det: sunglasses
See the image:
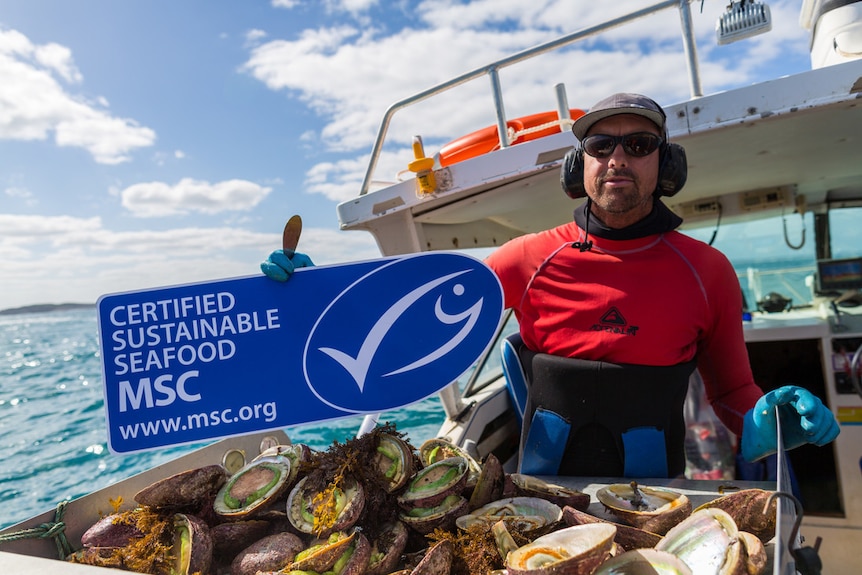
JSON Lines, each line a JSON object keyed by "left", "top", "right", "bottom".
{"left": 581, "top": 132, "right": 663, "bottom": 158}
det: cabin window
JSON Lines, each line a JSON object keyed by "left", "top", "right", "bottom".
{"left": 684, "top": 212, "right": 818, "bottom": 311}
{"left": 827, "top": 206, "right": 862, "bottom": 260}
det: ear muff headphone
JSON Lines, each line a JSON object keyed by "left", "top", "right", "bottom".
{"left": 560, "top": 141, "right": 688, "bottom": 199}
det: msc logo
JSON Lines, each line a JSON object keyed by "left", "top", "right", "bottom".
{"left": 303, "top": 253, "right": 503, "bottom": 413}
{"left": 591, "top": 306, "right": 639, "bottom": 336}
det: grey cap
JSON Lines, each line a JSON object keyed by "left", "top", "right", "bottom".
{"left": 571, "top": 93, "right": 666, "bottom": 140}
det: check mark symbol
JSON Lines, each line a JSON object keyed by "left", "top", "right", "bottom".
{"left": 318, "top": 270, "right": 472, "bottom": 391}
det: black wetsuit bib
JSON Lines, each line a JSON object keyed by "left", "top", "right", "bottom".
{"left": 517, "top": 348, "right": 696, "bottom": 477}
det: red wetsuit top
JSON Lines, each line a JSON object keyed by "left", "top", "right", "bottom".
{"left": 485, "top": 203, "right": 763, "bottom": 437}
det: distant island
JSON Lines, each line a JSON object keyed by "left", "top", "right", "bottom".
{"left": 0, "top": 303, "right": 94, "bottom": 316}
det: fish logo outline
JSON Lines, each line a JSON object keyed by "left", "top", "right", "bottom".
{"left": 303, "top": 255, "right": 500, "bottom": 413}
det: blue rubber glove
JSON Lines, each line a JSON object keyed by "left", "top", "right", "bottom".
{"left": 741, "top": 385, "right": 840, "bottom": 462}
{"left": 260, "top": 249, "right": 314, "bottom": 282}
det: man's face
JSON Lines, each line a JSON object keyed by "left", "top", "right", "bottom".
{"left": 582, "top": 114, "right": 661, "bottom": 229}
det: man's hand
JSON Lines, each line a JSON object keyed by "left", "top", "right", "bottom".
{"left": 260, "top": 249, "right": 314, "bottom": 282}
{"left": 741, "top": 385, "right": 840, "bottom": 461}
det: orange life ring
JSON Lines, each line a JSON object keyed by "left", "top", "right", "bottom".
{"left": 437, "top": 108, "right": 585, "bottom": 167}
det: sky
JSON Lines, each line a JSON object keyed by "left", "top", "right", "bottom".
{"left": 0, "top": 0, "right": 819, "bottom": 310}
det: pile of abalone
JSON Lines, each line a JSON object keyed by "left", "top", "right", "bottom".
{"left": 69, "top": 425, "right": 776, "bottom": 575}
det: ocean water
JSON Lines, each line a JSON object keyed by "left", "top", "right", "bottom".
{"left": 0, "top": 308, "right": 445, "bottom": 531}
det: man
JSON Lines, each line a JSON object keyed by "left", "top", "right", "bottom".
{"left": 262, "top": 93, "right": 839, "bottom": 478}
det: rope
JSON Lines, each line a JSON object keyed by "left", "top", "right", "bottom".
{"left": 510, "top": 118, "right": 575, "bottom": 142}
{"left": 0, "top": 500, "right": 75, "bottom": 560}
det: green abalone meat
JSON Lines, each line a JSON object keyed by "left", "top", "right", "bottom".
{"left": 213, "top": 455, "right": 293, "bottom": 519}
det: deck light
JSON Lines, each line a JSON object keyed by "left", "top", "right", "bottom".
{"left": 716, "top": 1, "right": 773, "bottom": 45}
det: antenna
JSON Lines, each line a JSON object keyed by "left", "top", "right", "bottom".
{"left": 716, "top": 1, "right": 773, "bottom": 45}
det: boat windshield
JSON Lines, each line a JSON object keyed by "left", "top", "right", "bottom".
{"left": 685, "top": 212, "right": 818, "bottom": 311}
{"left": 684, "top": 205, "right": 862, "bottom": 311}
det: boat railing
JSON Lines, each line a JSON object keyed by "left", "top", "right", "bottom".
{"left": 359, "top": 0, "right": 703, "bottom": 196}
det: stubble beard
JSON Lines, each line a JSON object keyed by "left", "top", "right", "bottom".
{"left": 592, "top": 171, "right": 647, "bottom": 214}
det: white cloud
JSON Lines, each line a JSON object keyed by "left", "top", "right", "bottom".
{"left": 4, "top": 186, "right": 33, "bottom": 199}
{"left": 333, "top": 0, "right": 380, "bottom": 15}
{"left": 0, "top": 213, "right": 380, "bottom": 309}
{"left": 417, "top": 0, "right": 557, "bottom": 30}
{"left": 245, "top": 28, "right": 268, "bottom": 45}
{"left": 0, "top": 28, "right": 155, "bottom": 163}
{"left": 304, "top": 157, "right": 366, "bottom": 203}
{"left": 303, "top": 147, "right": 420, "bottom": 202}
{"left": 243, "top": 24, "right": 548, "bottom": 153}
{"left": 0, "top": 28, "right": 80, "bottom": 75}
{"left": 54, "top": 109, "right": 156, "bottom": 165}
{"left": 271, "top": 0, "right": 380, "bottom": 13}
{"left": 33, "top": 41, "right": 82, "bottom": 83}
{"left": 120, "top": 178, "right": 273, "bottom": 217}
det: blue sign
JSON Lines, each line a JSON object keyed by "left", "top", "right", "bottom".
{"left": 97, "top": 252, "right": 504, "bottom": 453}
